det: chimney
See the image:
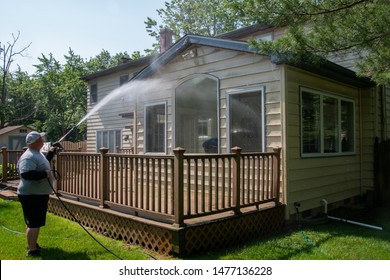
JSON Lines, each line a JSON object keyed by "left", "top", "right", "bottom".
{"left": 159, "top": 28, "right": 173, "bottom": 53}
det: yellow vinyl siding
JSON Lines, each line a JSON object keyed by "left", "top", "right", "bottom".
{"left": 86, "top": 69, "right": 140, "bottom": 152}
{"left": 284, "top": 65, "right": 374, "bottom": 215}
{"left": 138, "top": 46, "right": 282, "bottom": 154}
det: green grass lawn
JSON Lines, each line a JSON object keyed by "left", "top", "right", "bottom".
{"left": 0, "top": 198, "right": 159, "bottom": 260}
{"left": 192, "top": 204, "right": 390, "bottom": 260}
{"left": 0, "top": 197, "right": 389, "bottom": 260}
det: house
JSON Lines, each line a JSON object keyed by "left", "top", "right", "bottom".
{"left": 0, "top": 125, "right": 32, "bottom": 150}
{"left": 82, "top": 25, "right": 389, "bottom": 220}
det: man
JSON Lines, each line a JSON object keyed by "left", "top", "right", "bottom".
{"left": 17, "top": 131, "right": 56, "bottom": 257}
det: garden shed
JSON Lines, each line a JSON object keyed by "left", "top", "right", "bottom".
{"left": 0, "top": 125, "right": 32, "bottom": 150}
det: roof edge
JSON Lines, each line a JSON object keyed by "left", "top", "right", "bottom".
{"left": 134, "top": 35, "right": 260, "bottom": 80}
{"left": 81, "top": 55, "right": 156, "bottom": 81}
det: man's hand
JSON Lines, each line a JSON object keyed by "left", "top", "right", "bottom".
{"left": 51, "top": 142, "right": 64, "bottom": 150}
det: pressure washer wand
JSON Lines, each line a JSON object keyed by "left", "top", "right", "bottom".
{"left": 57, "top": 124, "right": 79, "bottom": 143}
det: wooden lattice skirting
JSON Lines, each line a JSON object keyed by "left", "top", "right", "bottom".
{"left": 48, "top": 196, "right": 285, "bottom": 256}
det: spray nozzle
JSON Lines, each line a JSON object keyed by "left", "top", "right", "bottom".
{"left": 51, "top": 141, "right": 64, "bottom": 151}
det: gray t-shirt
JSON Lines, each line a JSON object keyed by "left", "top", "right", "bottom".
{"left": 17, "top": 149, "right": 53, "bottom": 195}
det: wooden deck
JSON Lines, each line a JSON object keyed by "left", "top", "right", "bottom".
{"left": 1, "top": 147, "right": 285, "bottom": 256}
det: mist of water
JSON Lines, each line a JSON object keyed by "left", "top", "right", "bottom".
{"left": 57, "top": 78, "right": 163, "bottom": 142}
{"left": 77, "top": 78, "right": 163, "bottom": 127}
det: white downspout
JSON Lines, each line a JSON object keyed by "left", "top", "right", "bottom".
{"left": 321, "top": 199, "right": 328, "bottom": 214}
{"left": 321, "top": 199, "right": 383, "bottom": 231}
{"left": 359, "top": 88, "right": 363, "bottom": 195}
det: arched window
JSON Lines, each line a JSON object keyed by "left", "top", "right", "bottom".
{"left": 175, "top": 75, "right": 218, "bottom": 153}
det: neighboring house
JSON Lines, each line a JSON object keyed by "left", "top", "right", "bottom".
{"left": 0, "top": 125, "right": 32, "bottom": 166}
{"left": 82, "top": 25, "right": 389, "bottom": 220}
{"left": 0, "top": 125, "right": 32, "bottom": 150}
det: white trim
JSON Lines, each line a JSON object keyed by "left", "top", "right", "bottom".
{"left": 226, "top": 85, "right": 266, "bottom": 152}
{"left": 300, "top": 87, "right": 356, "bottom": 158}
{"left": 144, "top": 101, "right": 167, "bottom": 154}
{"left": 95, "top": 129, "right": 122, "bottom": 152}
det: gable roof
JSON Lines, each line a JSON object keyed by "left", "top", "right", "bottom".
{"left": 0, "top": 125, "right": 26, "bottom": 136}
{"left": 82, "top": 24, "right": 273, "bottom": 82}
{"left": 133, "top": 34, "right": 375, "bottom": 88}
{"left": 134, "top": 34, "right": 259, "bottom": 80}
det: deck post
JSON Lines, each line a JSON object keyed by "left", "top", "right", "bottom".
{"left": 173, "top": 147, "right": 185, "bottom": 227}
{"left": 1, "top": 147, "right": 8, "bottom": 182}
{"left": 232, "top": 146, "right": 242, "bottom": 215}
{"left": 272, "top": 147, "right": 281, "bottom": 204}
{"left": 99, "top": 147, "right": 109, "bottom": 208}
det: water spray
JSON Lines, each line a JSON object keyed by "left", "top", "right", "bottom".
{"left": 57, "top": 124, "right": 80, "bottom": 143}
{"left": 55, "top": 78, "right": 163, "bottom": 144}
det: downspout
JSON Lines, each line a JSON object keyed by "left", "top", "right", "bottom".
{"left": 320, "top": 199, "right": 383, "bottom": 231}
{"left": 359, "top": 88, "right": 363, "bottom": 195}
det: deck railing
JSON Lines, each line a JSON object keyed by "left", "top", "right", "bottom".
{"left": 1, "top": 146, "right": 281, "bottom": 226}
{"left": 179, "top": 147, "right": 281, "bottom": 222}
{"left": 1, "top": 147, "right": 25, "bottom": 182}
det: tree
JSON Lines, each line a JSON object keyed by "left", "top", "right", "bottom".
{"left": 6, "top": 68, "right": 36, "bottom": 126}
{"left": 0, "top": 31, "right": 31, "bottom": 127}
{"left": 33, "top": 50, "right": 88, "bottom": 142}
{"left": 232, "top": 0, "right": 390, "bottom": 85}
{"left": 31, "top": 48, "right": 132, "bottom": 142}
{"left": 144, "top": 0, "right": 254, "bottom": 54}
{"left": 86, "top": 49, "right": 132, "bottom": 72}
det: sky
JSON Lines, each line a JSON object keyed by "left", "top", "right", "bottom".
{"left": 1, "top": 0, "right": 167, "bottom": 74}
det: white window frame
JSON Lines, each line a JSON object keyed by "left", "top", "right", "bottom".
{"left": 300, "top": 87, "right": 356, "bottom": 158}
{"left": 90, "top": 83, "right": 98, "bottom": 104}
{"left": 96, "top": 129, "right": 122, "bottom": 152}
{"left": 226, "top": 85, "right": 266, "bottom": 152}
{"left": 144, "top": 101, "right": 167, "bottom": 154}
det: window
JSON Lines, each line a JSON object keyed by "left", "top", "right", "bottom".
{"left": 90, "top": 84, "right": 98, "bottom": 103}
{"left": 175, "top": 75, "right": 218, "bottom": 153}
{"left": 120, "top": 74, "right": 129, "bottom": 86}
{"left": 301, "top": 88, "right": 355, "bottom": 157}
{"left": 96, "top": 130, "right": 121, "bottom": 152}
{"left": 227, "top": 86, "right": 265, "bottom": 152}
{"left": 145, "top": 103, "right": 166, "bottom": 153}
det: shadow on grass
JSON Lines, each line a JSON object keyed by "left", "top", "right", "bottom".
{"left": 187, "top": 225, "right": 336, "bottom": 260}
{"left": 186, "top": 204, "right": 390, "bottom": 260}
{"left": 38, "top": 247, "right": 90, "bottom": 260}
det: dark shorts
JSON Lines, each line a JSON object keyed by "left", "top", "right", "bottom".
{"left": 18, "top": 195, "right": 49, "bottom": 228}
